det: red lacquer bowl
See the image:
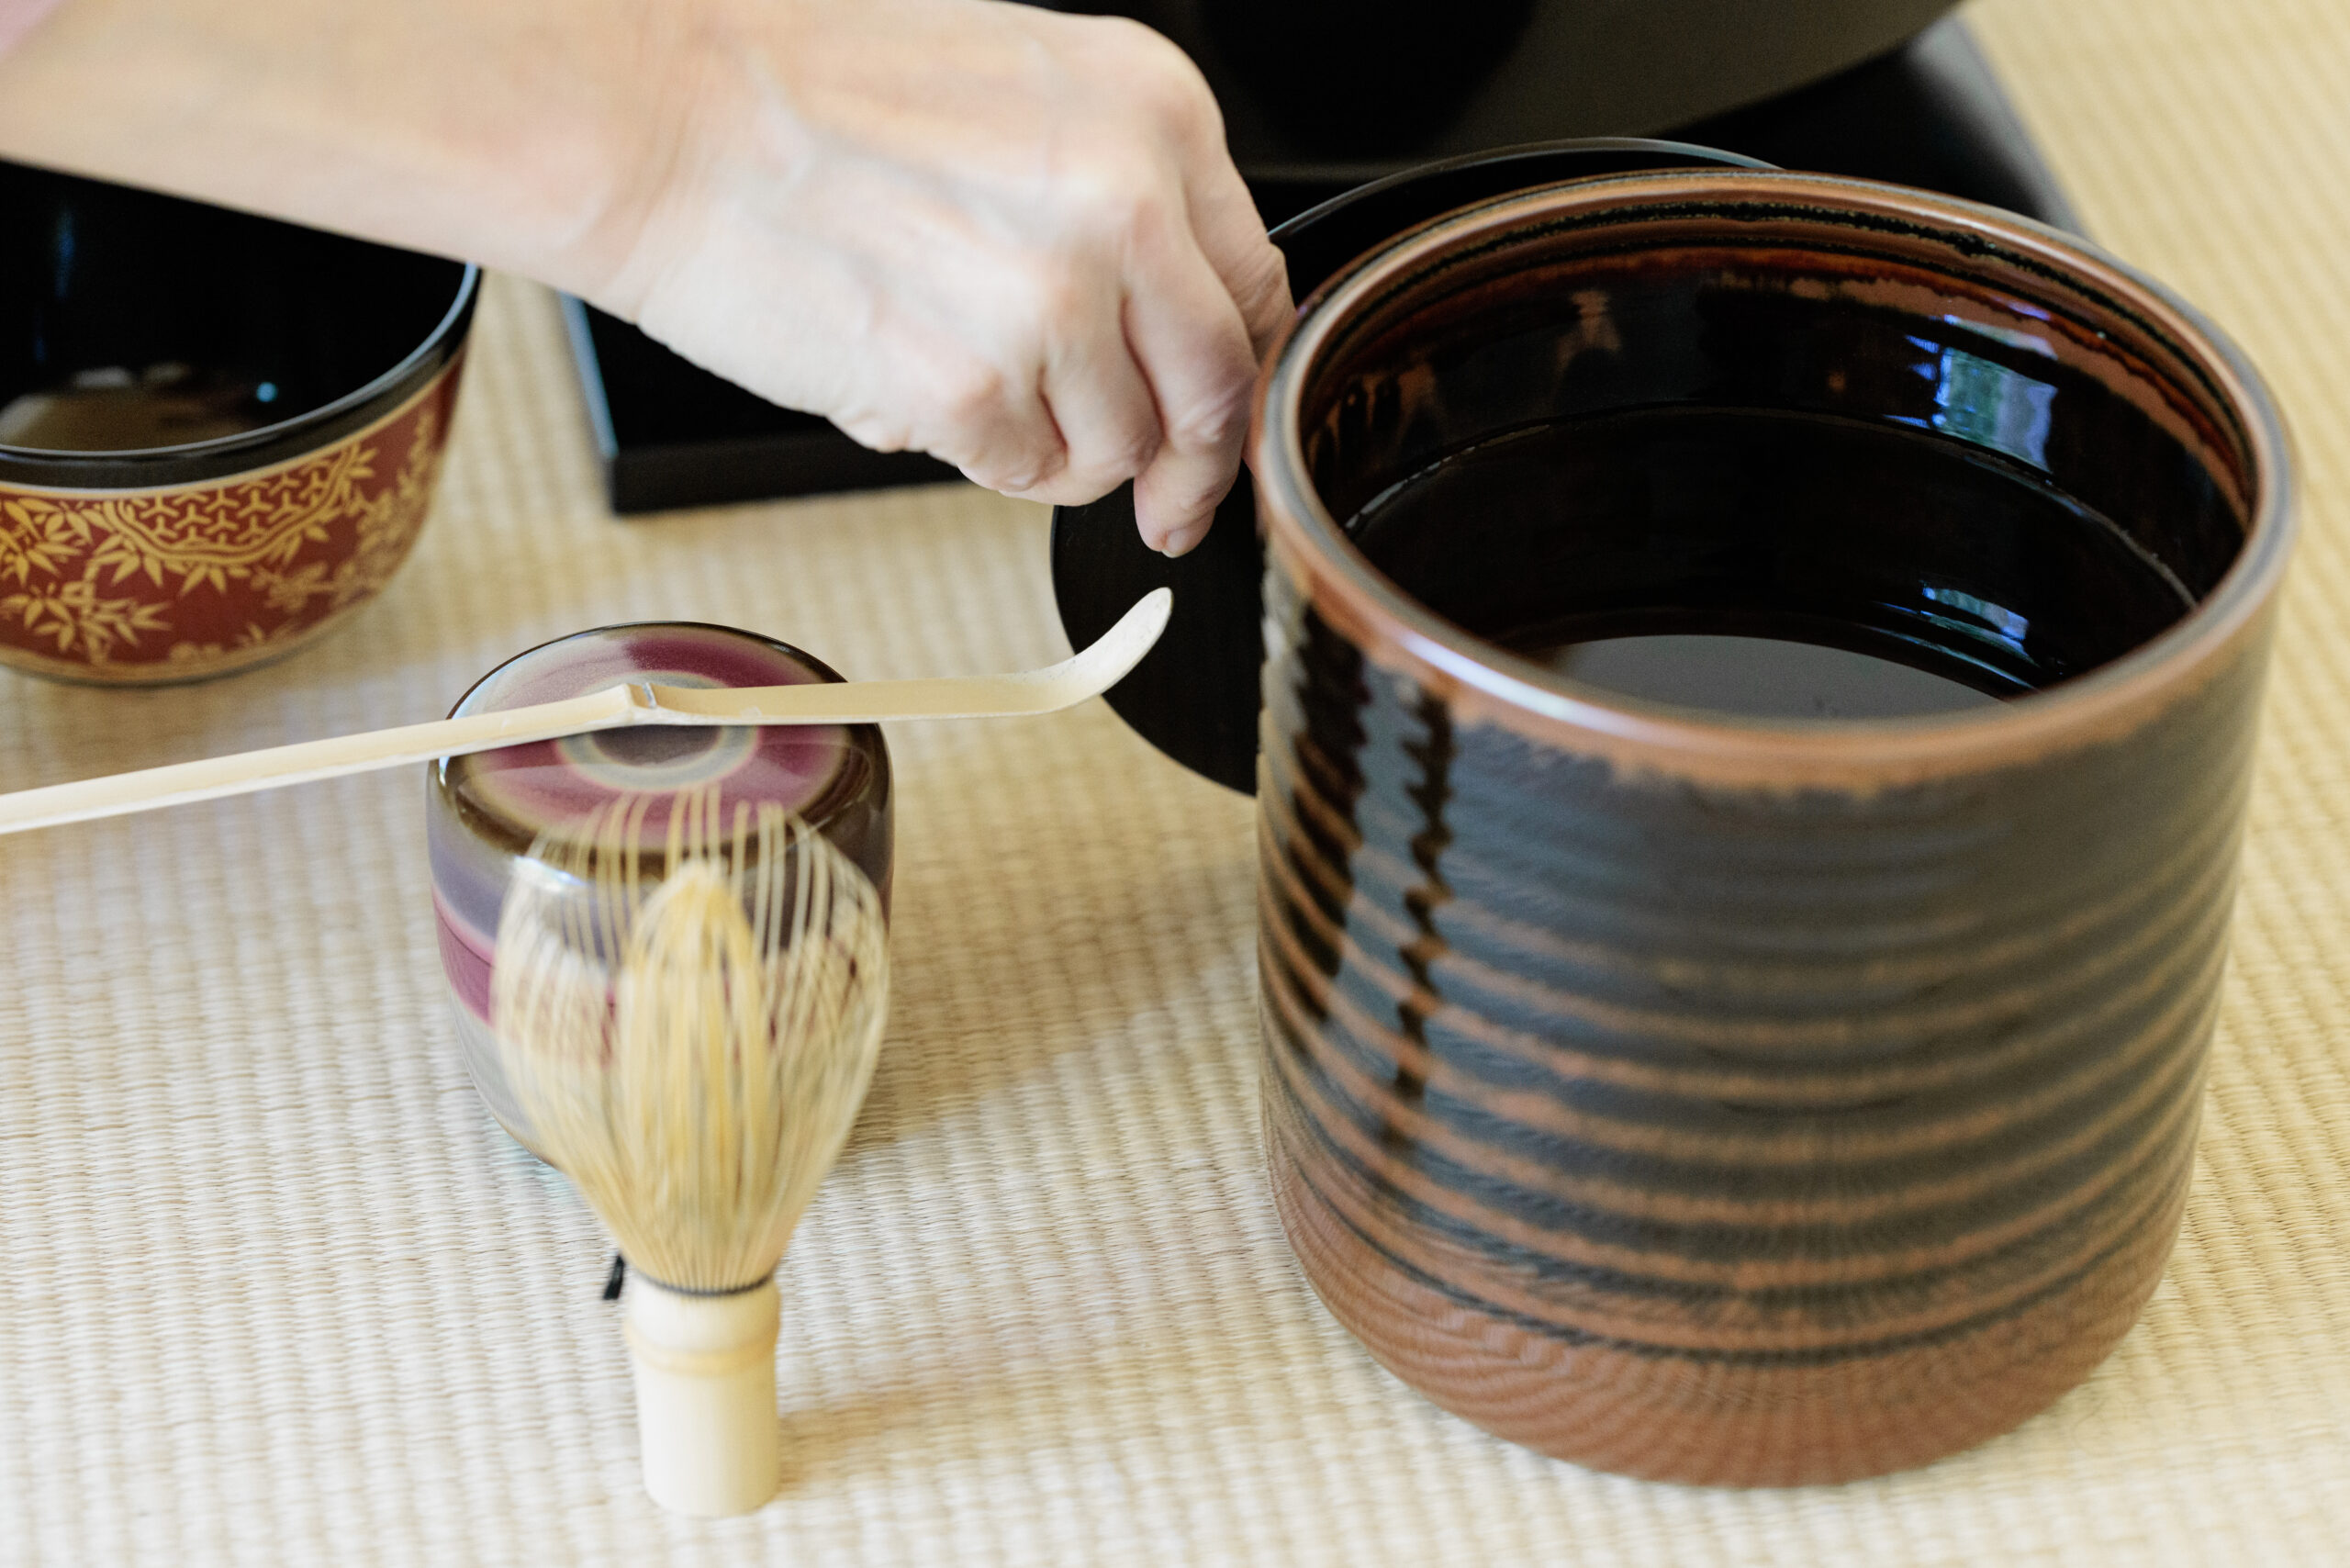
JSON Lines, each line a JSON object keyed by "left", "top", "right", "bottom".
{"left": 0, "top": 161, "right": 476, "bottom": 683}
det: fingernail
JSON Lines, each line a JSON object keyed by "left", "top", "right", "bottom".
{"left": 1159, "top": 523, "right": 1205, "bottom": 558}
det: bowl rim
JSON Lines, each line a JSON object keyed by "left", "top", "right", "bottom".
{"left": 1250, "top": 168, "right": 2298, "bottom": 787}
{"left": 0, "top": 243, "right": 479, "bottom": 486}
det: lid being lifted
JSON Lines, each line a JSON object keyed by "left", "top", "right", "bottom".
{"left": 1049, "top": 140, "right": 1769, "bottom": 797}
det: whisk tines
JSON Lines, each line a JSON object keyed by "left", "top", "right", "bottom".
{"left": 489, "top": 785, "right": 890, "bottom": 1515}
{"left": 490, "top": 787, "right": 890, "bottom": 1295}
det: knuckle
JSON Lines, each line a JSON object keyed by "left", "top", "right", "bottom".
{"left": 931, "top": 359, "right": 1011, "bottom": 432}
{"left": 1170, "top": 457, "right": 1241, "bottom": 513}
{"left": 1137, "top": 460, "right": 1238, "bottom": 531}
{"left": 1138, "top": 36, "right": 1214, "bottom": 118}
{"left": 1058, "top": 429, "right": 1156, "bottom": 498}
{"left": 1165, "top": 376, "right": 1252, "bottom": 454}
{"left": 1024, "top": 259, "right": 1091, "bottom": 332}
{"left": 1237, "top": 241, "right": 1293, "bottom": 320}
{"left": 966, "top": 439, "right": 1065, "bottom": 498}
{"left": 1092, "top": 16, "right": 1187, "bottom": 72}
{"left": 835, "top": 412, "right": 910, "bottom": 454}
{"left": 1049, "top": 149, "right": 1171, "bottom": 251}
{"left": 1103, "top": 420, "right": 1162, "bottom": 476}
{"left": 1030, "top": 470, "right": 1123, "bottom": 509}
{"left": 1016, "top": 446, "right": 1069, "bottom": 493}
{"left": 1112, "top": 185, "right": 1181, "bottom": 253}
{"left": 1091, "top": 18, "right": 1214, "bottom": 129}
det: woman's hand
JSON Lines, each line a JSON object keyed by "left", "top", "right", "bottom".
{"left": 0, "top": 0, "right": 1291, "bottom": 552}
{"left": 601, "top": 0, "right": 1292, "bottom": 553}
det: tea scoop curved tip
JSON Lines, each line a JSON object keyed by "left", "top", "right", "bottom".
{"left": 0, "top": 588, "right": 1173, "bottom": 838}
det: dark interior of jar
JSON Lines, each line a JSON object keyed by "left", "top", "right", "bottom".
{"left": 1298, "top": 216, "right": 2255, "bottom": 707}
{"left": 0, "top": 161, "right": 466, "bottom": 452}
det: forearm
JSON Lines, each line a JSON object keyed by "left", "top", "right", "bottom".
{"left": 0, "top": 0, "right": 1290, "bottom": 547}
{"left": 0, "top": 0, "right": 684, "bottom": 299}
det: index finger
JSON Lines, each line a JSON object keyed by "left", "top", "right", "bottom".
{"left": 1171, "top": 116, "right": 1294, "bottom": 363}
{"left": 1120, "top": 225, "right": 1259, "bottom": 554}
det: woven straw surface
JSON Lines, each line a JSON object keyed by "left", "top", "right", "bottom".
{"left": 4, "top": 1, "right": 2348, "bottom": 1560}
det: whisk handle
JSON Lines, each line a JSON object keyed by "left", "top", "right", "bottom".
{"left": 626, "top": 1276, "right": 782, "bottom": 1517}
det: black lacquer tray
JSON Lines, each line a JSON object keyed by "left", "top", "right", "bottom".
{"left": 559, "top": 297, "right": 957, "bottom": 513}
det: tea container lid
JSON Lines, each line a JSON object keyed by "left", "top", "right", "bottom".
{"left": 427, "top": 622, "right": 893, "bottom": 1022}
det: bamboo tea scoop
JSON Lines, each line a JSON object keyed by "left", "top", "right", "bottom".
{"left": 0, "top": 588, "right": 1171, "bottom": 838}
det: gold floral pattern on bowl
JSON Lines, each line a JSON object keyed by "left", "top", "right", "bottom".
{"left": 0, "top": 358, "right": 462, "bottom": 683}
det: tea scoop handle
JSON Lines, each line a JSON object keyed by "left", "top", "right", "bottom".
{"left": 0, "top": 588, "right": 1171, "bottom": 837}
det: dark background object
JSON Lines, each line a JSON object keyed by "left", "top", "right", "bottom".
{"left": 1057, "top": 0, "right": 1959, "bottom": 180}
{"left": 561, "top": 297, "right": 957, "bottom": 515}
{"left": 1193, "top": 0, "right": 1544, "bottom": 162}
{"left": 566, "top": 15, "right": 2071, "bottom": 518}
{"left": 1673, "top": 16, "right": 2078, "bottom": 231}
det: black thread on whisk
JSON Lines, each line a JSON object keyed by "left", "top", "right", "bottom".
{"left": 602, "top": 1253, "right": 627, "bottom": 1301}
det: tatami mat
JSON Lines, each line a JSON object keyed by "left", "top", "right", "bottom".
{"left": 4, "top": 0, "right": 2348, "bottom": 1561}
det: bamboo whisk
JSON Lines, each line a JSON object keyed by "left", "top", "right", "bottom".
{"left": 491, "top": 788, "right": 890, "bottom": 1517}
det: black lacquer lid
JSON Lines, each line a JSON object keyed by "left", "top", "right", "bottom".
{"left": 1049, "top": 139, "right": 1769, "bottom": 794}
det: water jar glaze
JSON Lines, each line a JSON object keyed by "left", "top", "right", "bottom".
{"left": 1248, "top": 171, "right": 2294, "bottom": 1484}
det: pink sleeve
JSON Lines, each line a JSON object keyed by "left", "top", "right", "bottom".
{"left": 0, "top": 0, "right": 63, "bottom": 55}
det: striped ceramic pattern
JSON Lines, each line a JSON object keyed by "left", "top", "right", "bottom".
{"left": 1255, "top": 562, "right": 2270, "bottom": 1484}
